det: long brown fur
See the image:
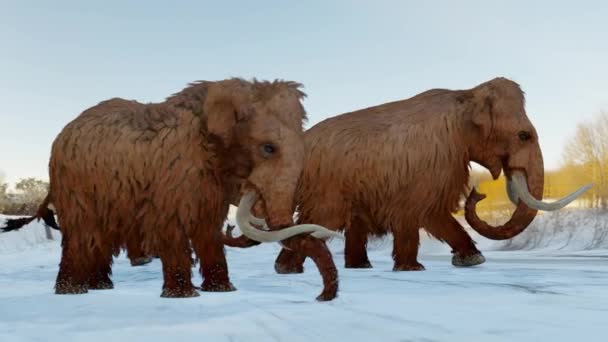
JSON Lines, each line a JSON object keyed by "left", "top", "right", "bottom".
{"left": 36, "top": 78, "right": 339, "bottom": 299}
{"left": 268, "top": 77, "right": 543, "bottom": 272}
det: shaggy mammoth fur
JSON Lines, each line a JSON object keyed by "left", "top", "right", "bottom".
{"left": 5, "top": 78, "right": 339, "bottom": 300}
{"left": 230, "top": 77, "right": 582, "bottom": 273}
{"left": 1, "top": 198, "right": 154, "bottom": 267}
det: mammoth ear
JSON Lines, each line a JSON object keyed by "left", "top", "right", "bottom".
{"left": 204, "top": 81, "right": 252, "bottom": 146}
{"left": 469, "top": 87, "right": 495, "bottom": 139}
{"left": 205, "top": 99, "right": 237, "bottom": 146}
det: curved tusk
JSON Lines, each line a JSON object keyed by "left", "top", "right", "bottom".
{"left": 511, "top": 171, "right": 592, "bottom": 211}
{"left": 236, "top": 191, "right": 343, "bottom": 242}
{"left": 249, "top": 215, "right": 267, "bottom": 227}
{"left": 506, "top": 178, "right": 519, "bottom": 205}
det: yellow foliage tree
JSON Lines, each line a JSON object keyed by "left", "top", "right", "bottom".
{"left": 562, "top": 110, "right": 608, "bottom": 209}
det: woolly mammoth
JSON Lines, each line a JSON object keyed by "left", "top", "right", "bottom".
{"left": 227, "top": 77, "right": 590, "bottom": 273}
{"left": 2, "top": 78, "right": 339, "bottom": 300}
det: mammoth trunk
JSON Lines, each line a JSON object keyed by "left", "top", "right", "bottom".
{"left": 464, "top": 148, "right": 544, "bottom": 240}
{"left": 261, "top": 192, "right": 296, "bottom": 230}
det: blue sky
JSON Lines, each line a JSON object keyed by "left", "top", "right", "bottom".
{"left": 1, "top": 0, "right": 607, "bottom": 185}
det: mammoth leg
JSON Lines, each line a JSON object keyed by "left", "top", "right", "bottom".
{"left": 158, "top": 220, "right": 198, "bottom": 298}
{"left": 126, "top": 230, "right": 153, "bottom": 267}
{"left": 275, "top": 248, "right": 306, "bottom": 274}
{"left": 87, "top": 242, "right": 114, "bottom": 290}
{"left": 193, "top": 224, "right": 236, "bottom": 292}
{"left": 392, "top": 225, "right": 425, "bottom": 271}
{"left": 281, "top": 235, "right": 338, "bottom": 301}
{"left": 425, "top": 215, "right": 485, "bottom": 267}
{"left": 344, "top": 214, "right": 372, "bottom": 269}
{"left": 55, "top": 232, "right": 90, "bottom": 294}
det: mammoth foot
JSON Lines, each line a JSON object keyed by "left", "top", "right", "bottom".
{"left": 88, "top": 276, "right": 114, "bottom": 290}
{"left": 130, "top": 256, "right": 154, "bottom": 267}
{"left": 88, "top": 281, "right": 114, "bottom": 290}
{"left": 201, "top": 280, "right": 237, "bottom": 292}
{"left": 393, "top": 262, "right": 426, "bottom": 271}
{"left": 275, "top": 262, "right": 304, "bottom": 274}
{"left": 316, "top": 290, "right": 338, "bottom": 302}
{"left": 452, "top": 252, "right": 486, "bottom": 267}
{"left": 55, "top": 281, "right": 88, "bottom": 295}
{"left": 316, "top": 280, "right": 338, "bottom": 302}
{"left": 160, "top": 286, "right": 200, "bottom": 298}
{"left": 345, "top": 259, "right": 373, "bottom": 269}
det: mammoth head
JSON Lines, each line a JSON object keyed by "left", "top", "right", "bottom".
{"left": 204, "top": 78, "right": 307, "bottom": 230}
{"left": 467, "top": 77, "right": 540, "bottom": 181}
{"left": 463, "top": 77, "right": 591, "bottom": 239}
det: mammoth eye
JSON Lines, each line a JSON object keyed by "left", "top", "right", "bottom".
{"left": 260, "top": 143, "right": 277, "bottom": 158}
{"left": 518, "top": 131, "right": 532, "bottom": 142}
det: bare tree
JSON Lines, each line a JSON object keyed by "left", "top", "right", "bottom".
{"left": 563, "top": 110, "right": 608, "bottom": 209}
{"left": 15, "top": 178, "right": 49, "bottom": 207}
{"left": 12, "top": 177, "right": 54, "bottom": 240}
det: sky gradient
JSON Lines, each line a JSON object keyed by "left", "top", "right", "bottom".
{"left": 1, "top": 0, "right": 607, "bottom": 186}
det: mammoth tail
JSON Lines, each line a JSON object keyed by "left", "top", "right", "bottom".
{"left": 1, "top": 194, "right": 60, "bottom": 233}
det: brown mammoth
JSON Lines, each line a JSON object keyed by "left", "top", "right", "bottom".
{"left": 2, "top": 78, "right": 339, "bottom": 300}
{"left": 228, "top": 77, "right": 590, "bottom": 273}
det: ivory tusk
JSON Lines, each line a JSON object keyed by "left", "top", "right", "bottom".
{"left": 236, "top": 192, "right": 343, "bottom": 242}
{"left": 510, "top": 171, "right": 592, "bottom": 211}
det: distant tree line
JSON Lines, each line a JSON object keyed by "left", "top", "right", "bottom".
{"left": 0, "top": 177, "right": 49, "bottom": 215}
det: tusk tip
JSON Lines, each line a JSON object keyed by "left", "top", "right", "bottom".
{"left": 311, "top": 230, "right": 344, "bottom": 240}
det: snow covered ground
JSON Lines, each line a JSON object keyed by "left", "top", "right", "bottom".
{"left": 1, "top": 212, "right": 607, "bottom": 342}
